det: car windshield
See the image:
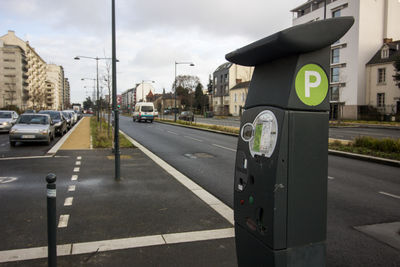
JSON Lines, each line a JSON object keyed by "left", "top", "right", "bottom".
{"left": 17, "top": 115, "right": 49, "bottom": 125}
{"left": 141, "top": 106, "right": 153, "bottom": 112}
{"left": 0, "top": 112, "right": 12, "bottom": 118}
{"left": 62, "top": 112, "right": 71, "bottom": 118}
{"left": 39, "top": 111, "right": 61, "bottom": 120}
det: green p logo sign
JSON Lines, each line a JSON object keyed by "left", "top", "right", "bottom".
{"left": 295, "top": 64, "right": 328, "bottom": 106}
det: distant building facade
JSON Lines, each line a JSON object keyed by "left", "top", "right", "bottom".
{"left": 229, "top": 81, "right": 250, "bottom": 116}
{"left": 46, "top": 64, "right": 65, "bottom": 110}
{"left": 291, "top": 0, "right": 400, "bottom": 119}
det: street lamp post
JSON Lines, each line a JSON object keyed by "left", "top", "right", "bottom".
{"left": 174, "top": 61, "right": 194, "bottom": 122}
{"left": 74, "top": 56, "right": 113, "bottom": 122}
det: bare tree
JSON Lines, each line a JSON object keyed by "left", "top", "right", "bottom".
{"left": 102, "top": 60, "right": 112, "bottom": 138}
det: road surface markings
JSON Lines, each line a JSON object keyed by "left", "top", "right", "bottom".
{"left": 75, "top": 161, "right": 81, "bottom": 165}
{"left": 64, "top": 197, "right": 73, "bottom": 206}
{"left": 328, "top": 176, "right": 334, "bottom": 180}
{"left": 120, "top": 130, "right": 234, "bottom": 225}
{"left": 73, "top": 167, "right": 80, "bottom": 172}
{"left": 0, "top": 228, "right": 234, "bottom": 263}
{"left": 71, "top": 175, "right": 78, "bottom": 181}
{"left": 90, "top": 136, "right": 93, "bottom": 149}
{"left": 0, "top": 155, "right": 53, "bottom": 161}
{"left": 379, "top": 191, "right": 400, "bottom": 199}
{"left": 212, "top": 144, "right": 236, "bottom": 152}
{"left": 167, "top": 130, "right": 178, "bottom": 135}
{"left": 58, "top": 215, "right": 69, "bottom": 228}
{"left": 68, "top": 185, "right": 76, "bottom": 192}
{"left": 184, "top": 136, "right": 203, "bottom": 142}
{"left": 77, "top": 156, "right": 82, "bottom": 160}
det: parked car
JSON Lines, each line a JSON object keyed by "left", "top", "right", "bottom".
{"left": 65, "top": 110, "right": 78, "bottom": 124}
{"left": 133, "top": 102, "right": 155, "bottom": 123}
{"left": 178, "top": 111, "right": 194, "bottom": 121}
{"left": 9, "top": 114, "right": 55, "bottom": 146}
{"left": 163, "top": 109, "right": 171, "bottom": 115}
{"left": 38, "top": 110, "right": 68, "bottom": 136}
{"left": 0, "top": 110, "right": 19, "bottom": 132}
{"left": 23, "top": 110, "right": 36, "bottom": 114}
{"left": 62, "top": 111, "right": 73, "bottom": 130}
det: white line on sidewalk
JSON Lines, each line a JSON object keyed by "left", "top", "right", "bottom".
{"left": 71, "top": 175, "right": 78, "bottom": 181}
{"left": 58, "top": 215, "right": 69, "bottom": 228}
{"left": 68, "top": 185, "right": 76, "bottom": 192}
{"left": 184, "top": 136, "right": 203, "bottom": 142}
{"left": 379, "top": 191, "right": 400, "bottom": 199}
{"left": 0, "top": 228, "right": 234, "bottom": 263}
{"left": 73, "top": 167, "right": 80, "bottom": 172}
{"left": 75, "top": 161, "right": 81, "bottom": 165}
{"left": 212, "top": 144, "right": 236, "bottom": 152}
{"left": 120, "top": 131, "right": 234, "bottom": 225}
{"left": 64, "top": 197, "right": 73, "bottom": 206}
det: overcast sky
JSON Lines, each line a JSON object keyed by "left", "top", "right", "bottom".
{"left": 0, "top": 0, "right": 305, "bottom": 104}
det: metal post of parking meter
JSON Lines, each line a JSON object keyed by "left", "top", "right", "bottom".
{"left": 46, "top": 173, "right": 57, "bottom": 267}
{"left": 226, "top": 17, "right": 354, "bottom": 267}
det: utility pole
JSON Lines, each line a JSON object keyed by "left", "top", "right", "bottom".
{"left": 112, "top": 0, "right": 120, "bottom": 181}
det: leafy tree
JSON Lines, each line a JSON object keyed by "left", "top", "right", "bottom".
{"left": 83, "top": 97, "right": 94, "bottom": 110}
{"left": 176, "top": 85, "right": 189, "bottom": 109}
{"left": 194, "top": 83, "right": 204, "bottom": 112}
{"left": 393, "top": 56, "right": 400, "bottom": 89}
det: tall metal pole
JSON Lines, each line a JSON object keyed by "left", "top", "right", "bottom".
{"left": 96, "top": 58, "right": 100, "bottom": 121}
{"left": 174, "top": 62, "right": 177, "bottom": 122}
{"left": 112, "top": 0, "right": 120, "bottom": 181}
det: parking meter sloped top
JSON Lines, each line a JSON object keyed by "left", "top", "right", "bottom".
{"left": 226, "top": 17, "right": 354, "bottom": 112}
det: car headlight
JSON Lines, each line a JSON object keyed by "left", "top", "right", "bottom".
{"left": 2, "top": 122, "right": 9, "bottom": 126}
{"left": 40, "top": 129, "right": 49, "bottom": 135}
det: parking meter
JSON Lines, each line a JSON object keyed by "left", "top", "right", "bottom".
{"left": 226, "top": 17, "right": 354, "bottom": 266}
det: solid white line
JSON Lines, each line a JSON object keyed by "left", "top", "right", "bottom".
{"left": 46, "top": 118, "right": 85, "bottom": 155}
{"left": 71, "top": 175, "right": 78, "bottom": 181}
{"left": 328, "top": 176, "right": 334, "bottom": 180}
{"left": 0, "top": 155, "right": 53, "bottom": 161}
{"left": 212, "top": 144, "right": 236, "bottom": 152}
{"left": 120, "top": 130, "right": 234, "bottom": 225}
{"left": 73, "top": 167, "right": 80, "bottom": 172}
{"left": 184, "top": 136, "right": 203, "bottom": 142}
{"left": 75, "top": 161, "right": 81, "bottom": 165}
{"left": 58, "top": 214, "right": 69, "bottom": 228}
{"left": 379, "top": 191, "right": 400, "bottom": 199}
{"left": 77, "top": 156, "right": 82, "bottom": 160}
{"left": 64, "top": 197, "right": 73, "bottom": 206}
{"left": 68, "top": 185, "right": 76, "bottom": 192}
{"left": 167, "top": 130, "right": 178, "bottom": 135}
{"left": 0, "top": 228, "right": 235, "bottom": 263}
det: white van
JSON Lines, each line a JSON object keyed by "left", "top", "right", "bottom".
{"left": 133, "top": 102, "right": 155, "bottom": 123}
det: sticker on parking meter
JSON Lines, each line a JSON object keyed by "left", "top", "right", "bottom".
{"left": 295, "top": 64, "right": 328, "bottom": 106}
{"left": 248, "top": 110, "right": 278, "bottom": 158}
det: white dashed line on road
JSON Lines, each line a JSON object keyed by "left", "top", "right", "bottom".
{"left": 75, "top": 161, "right": 81, "bottom": 165}
{"left": 64, "top": 197, "right": 73, "bottom": 206}
{"left": 379, "top": 191, "right": 400, "bottom": 199}
{"left": 167, "top": 130, "right": 178, "bottom": 135}
{"left": 77, "top": 156, "right": 82, "bottom": 160}
{"left": 73, "top": 167, "right": 80, "bottom": 172}
{"left": 58, "top": 215, "right": 69, "bottom": 228}
{"left": 71, "top": 175, "right": 78, "bottom": 181}
{"left": 328, "top": 176, "right": 335, "bottom": 180}
{"left": 212, "top": 144, "right": 236, "bottom": 152}
{"left": 68, "top": 185, "right": 76, "bottom": 192}
{"left": 184, "top": 136, "right": 203, "bottom": 142}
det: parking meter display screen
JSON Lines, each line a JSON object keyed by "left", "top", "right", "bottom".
{"left": 248, "top": 110, "right": 278, "bottom": 158}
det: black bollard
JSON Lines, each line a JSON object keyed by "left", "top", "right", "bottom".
{"left": 46, "top": 173, "right": 57, "bottom": 267}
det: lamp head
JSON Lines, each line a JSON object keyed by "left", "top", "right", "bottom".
{"left": 74, "top": 57, "right": 80, "bottom": 60}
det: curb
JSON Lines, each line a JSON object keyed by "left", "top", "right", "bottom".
{"left": 329, "top": 124, "right": 400, "bottom": 130}
{"left": 155, "top": 119, "right": 400, "bottom": 168}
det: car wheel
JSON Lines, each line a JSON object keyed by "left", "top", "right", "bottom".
{"left": 10, "top": 141, "right": 16, "bottom": 147}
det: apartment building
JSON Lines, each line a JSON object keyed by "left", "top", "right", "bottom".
{"left": 291, "top": 0, "right": 400, "bottom": 119}
{"left": 46, "top": 64, "right": 65, "bottom": 110}
{"left": 229, "top": 81, "right": 250, "bottom": 116}
{"left": 64, "top": 78, "right": 70, "bottom": 108}
{"left": 212, "top": 63, "right": 253, "bottom": 115}
{"left": 366, "top": 40, "right": 400, "bottom": 118}
{"left": 0, "top": 30, "right": 47, "bottom": 110}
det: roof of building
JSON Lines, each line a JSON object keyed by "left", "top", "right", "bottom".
{"left": 230, "top": 81, "right": 251, "bottom": 91}
{"left": 367, "top": 40, "right": 400, "bottom": 65}
{"left": 214, "top": 62, "right": 232, "bottom": 73}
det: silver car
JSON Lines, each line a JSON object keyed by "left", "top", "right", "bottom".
{"left": 0, "top": 110, "right": 19, "bottom": 132}
{"left": 9, "top": 114, "right": 55, "bottom": 146}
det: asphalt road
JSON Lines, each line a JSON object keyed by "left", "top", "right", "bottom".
{"left": 120, "top": 117, "right": 400, "bottom": 267}
{"left": 160, "top": 115, "right": 400, "bottom": 140}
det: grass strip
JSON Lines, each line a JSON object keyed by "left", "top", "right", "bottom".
{"left": 90, "top": 117, "right": 134, "bottom": 148}
{"left": 156, "top": 118, "right": 240, "bottom": 135}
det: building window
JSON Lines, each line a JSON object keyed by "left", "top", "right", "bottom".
{"left": 330, "top": 86, "right": 339, "bottom": 101}
{"left": 234, "top": 93, "right": 237, "bottom": 103}
{"left": 381, "top": 47, "right": 389, "bottom": 59}
{"left": 214, "top": 77, "right": 217, "bottom": 85}
{"left": 3, "top": 51, "right": 15, "bottom": 54}
{"left": 377, "top": 93, "right": 385, "bottom": 107}
{"left": 331, "top": 67, "right": 340, "bottom": 83}
{"left": 4, "top": 67, "right": 16, "bottom": 70}
{"left": 4, "top": 75, "right": 16, "bottom": 78}
{"left": 332, "top": 9, "right": 341, "bottom": 18}
{"left": 331, "top": 48, "right": 340, "bottom": 64}
{"left": 224, "top": 74, "right": 228, "bottom": 83}
{"left": 378, "top": 68, "right": 386, "bottom": 84}
{"left": 3, "top": 59, "right": 15, "bottom": 62}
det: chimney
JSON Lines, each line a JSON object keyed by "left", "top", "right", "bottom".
{"left": 8, "top": 30, "right": 15, "bottom": 35}
{"left": 383, "top": 38, "right": 393, "bottom": 44}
